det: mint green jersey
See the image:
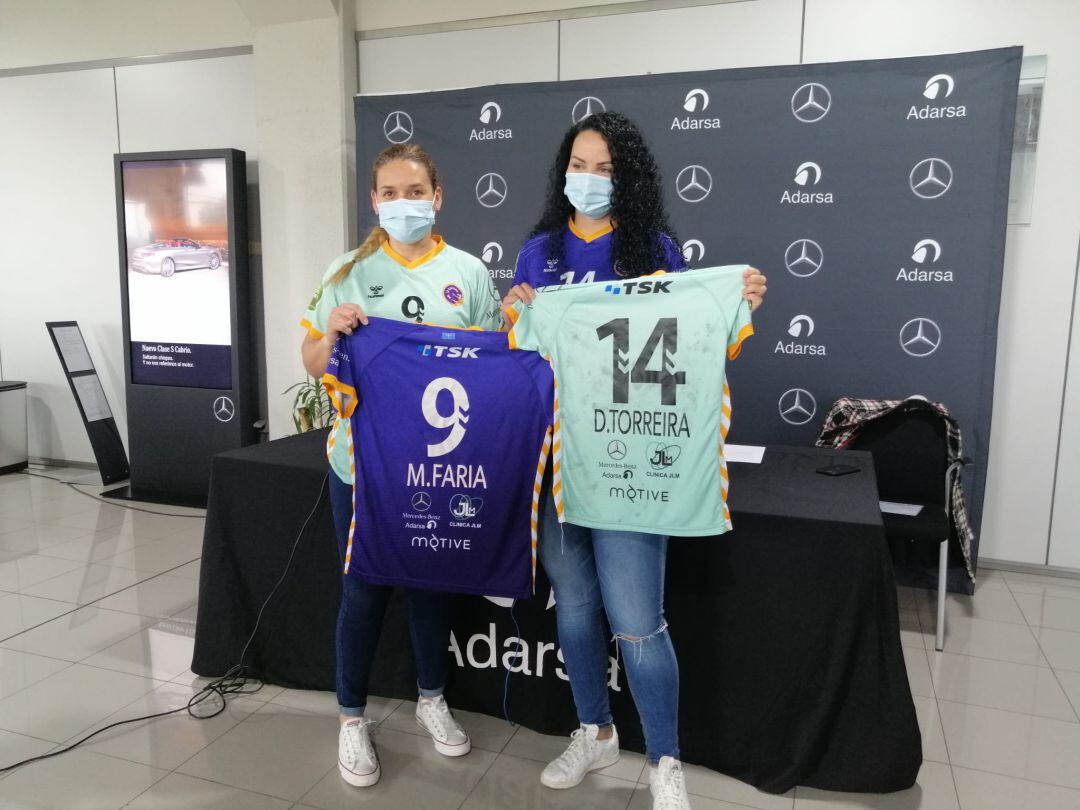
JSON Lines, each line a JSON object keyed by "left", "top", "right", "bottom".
{"left": 301, "top": 237, "right": 502, "bottom": 482}
{"left": 508, "top": 265, "right": 753, "bottom": 536}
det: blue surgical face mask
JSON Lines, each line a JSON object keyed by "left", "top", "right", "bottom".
{"left": 377, "top": 198, "right": 436, "bottom": 244}
{"left": 564, "top": 172, "right": 613, "bottom": 219}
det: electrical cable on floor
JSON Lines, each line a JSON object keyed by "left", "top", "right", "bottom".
{"left": 20, "top": 470, "right": 204, "bottom": 518}
{"left": 0, "top": 473, "right": 330, "bottom": 775}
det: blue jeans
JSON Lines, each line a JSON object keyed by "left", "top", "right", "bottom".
{"left": 329, "top": 471, "right": 450, "bottom": 715}
{"left": 538, "top": 491, "right": 680, "bottom": 762}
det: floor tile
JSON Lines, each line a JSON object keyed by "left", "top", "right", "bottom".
{"left": 0, "top": 729, "right": 54, "bottom": 773}
{"left": 381, "top": 699, "right": 517, "bottom": 753}
{"left": 913, "top": 587, "right": 1026, "bottom": 625}
{"left": 927, "top": 615, "right": 1046, "bottom": 667}
{"left": 92, "top": 575, "right": 198, "bottom": 619}
{"left": 927, "top": 651, "right": 1076, "bottom": 721}
{"left": 1056, "top": 669, "right": 1080, "bottom": 719}
{"left": 0, "top": 749, "right": 166, "bottom": 808}
{"left": 903, "top": 646, "right": 933, "bottom": 698}
{"left": 39, "top": 503, "right": 130, "bottom": 533}
{"left": 178, "top": 701, "right": 339, "bottom": 802}
{"left": 0, "top": 649, "right": 71, "bottom": 700}
{"left": 459, "top": 751, "right": 635, "bottom": 810}
{"left": 1005, "top": 575, "right": 1080, "bottom": 603}
{"left": 18, "top": 563, "right": 144, "bottom": 605}
{"left": 0, "top": 523, "right": 91, "bottom": 556}
{"left": 104, "top": 535, "right": 202, "bottom": 577}
{"left": 116, "top": 512, "right": 205, "bottom": 543}
{"left": 33, "top": 529, "right": 148, "bottom": 566}
{"left": 0, "top": 592, "right": 77, "bottom": 641}
{"left": 125, "top": 771, "right": 293, "bottom": 809}
{"left": 67, "top": 681, "right": 262, "bottom": 771}
{"left": 792, "top": 760, "right": 957, "bottom": 809}
{"left": 0, "top": 555, "right": 84, "bottom": 593}
{"left": 171, "top": 560, "right": 202, "bottom": 581}
{"left": 301, "top": 726, "right": 498, "bottom": 810}
{"left": 1, "top": 605, "right": 156, "bottom": 662}
{"left": 912, "top": 695, "right": 949, "bottom": 764}
{"left": 1033, "top": 627, "right": 1080, "bottom": 672}
{"left": 1003, "top": 571, "right": 1080, "bottom": 593}
{"left": 0, "top": 663, "right": 159, "bottom": 743}
{"left": 82, "top": 617, "right": 195, "bottom": 681}
{"left": 951, "top": 765, "right": 1080, "bottom": 810}
{"left": 938, "top": 699, "right": 1080, "bottom": 790}
{"left": 1014, "top": 592, "right": 1080, "bottom": 633}
{"left": 898, "top": 611, "right": 927, "bottom": 650}
{"left": 502, "top": 725, "right": 648, "bottom": 784}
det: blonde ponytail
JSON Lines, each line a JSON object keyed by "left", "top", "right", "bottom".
{"left": 330, "top": 226, "right": 388, "bottom": 285}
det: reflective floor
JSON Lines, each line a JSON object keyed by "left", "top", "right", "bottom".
{"left": 0, "top": 466, "right": 1078, "bottom": 809}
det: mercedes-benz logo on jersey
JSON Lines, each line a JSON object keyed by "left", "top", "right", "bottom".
{"left": 571, "top": 96, "right": 605, "bottom": 124}
{"left": 794, "top": 161, "right": 822, "bottom": 187}
{"left": 212, "top": 396, "right": 235, "bottom": 422}
{"left": 607, "top": 440, "right": 627, "bottom": 461}
{"left": 900, "top": 318, "right": 942, "bottom": 357}
{"left": 411, "top": 491, "right": 432, "bottom": 512}
{"left": 778, "top": 388, "right": 817, "bottom": 426}
{"left": 475, "top": 173, "right": 507, "bottom": 208}
{"left": 788, "top": 315, "right": 815, "bottom": 338}
{"left": 675, "top": 165, "right": 712, "bottom": 203}
{"left": 909, "top": 158, "right": 953, "bottom": 199}
{"left": 785, "top": 239, "right": 823, "bottom": 277}
{"left": 683, "top": 88, "right": 709, "bottom": 112}
{"left": 383, "top": 110, "right": 413, "bottom": 144}
{"left": 481, "top": 241, "right": 503, "bottom": 264}
{"left": 681, "top": 239, "right": 705, "bottom": 264}
{"left": 479, "top": 101, "right": 502, "bottom": 124}
{"left": 791, "top": 83, "right": 831, "bottom": 123}
{"left": 912, "top": 238, "right": 942, "bottom": 264}
{"left": 923, "top": 73, "right": 955, "bottom": 100}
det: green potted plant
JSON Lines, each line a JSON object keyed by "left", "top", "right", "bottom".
{"left": 283, "top": 376, "right": 334, "bottom": 434}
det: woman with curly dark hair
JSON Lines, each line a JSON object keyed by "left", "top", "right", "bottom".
{"left": 502, "top": 111, "right": 766, "bottom": 810}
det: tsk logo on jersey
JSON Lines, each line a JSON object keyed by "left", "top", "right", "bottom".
{"left": 383, "top": 110, "right": 413, "bottom": 143}
{"left": 449, "top": 493, "right": 484, "bottom": 519}
{"left": 603, "top": 280, "right": 672, "bottom": 295}
{"left": 791, "top": 83, "right": 831, "bottom": 123}
{"left": 898, "top": 238, "right": 954, "bottom": 283}
{"left": 781, "top": 161, "right": 833, "bottom": 205}
{"left": 776, "top": 314, "right": 826, "bottom": 356}
{"left": 909, "top": 73, "right": 966, "bottom": 121}
{"left": 681, "top": 239, "right": 705, "bottom": 264}
{"left": 909, "top": 158, "right": 953, "bottom": 199}
{"left": 481, "top": 241, "right": 513, "bottom": 280}
{"left": 417, "top": 344, "right": 480, "bottom": 359}
{"left": 672, "top": 88, "right": 721, "bottom": 131}
{"left": 471, "top": 101, "right": 512, "bottom": 141}
{"left": 442, "top": 283, "right": 465, "bottom": 306}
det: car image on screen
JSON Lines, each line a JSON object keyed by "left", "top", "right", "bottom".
{"left": 130, "top": 238, "right": 222, "bottom": 277}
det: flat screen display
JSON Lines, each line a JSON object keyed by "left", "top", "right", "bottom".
{"left": 121, "top": 158, "right": 232, "bottom": 389}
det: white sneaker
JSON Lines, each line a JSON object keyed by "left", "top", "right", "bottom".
{"left": 650, "top": 756, "right": 692, "bottom": 810}
{"left": 540, "top": 724, "right": 620, "bottom": 789}
{"left": 415, "top": 695, "right": 472, "bottom": 757}
{"left": 338, "top": 717, "right": 380, "bottom": 787}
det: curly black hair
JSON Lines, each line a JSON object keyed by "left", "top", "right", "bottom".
{"left": 528, "top": 110, "right": 678, "bottom": 279}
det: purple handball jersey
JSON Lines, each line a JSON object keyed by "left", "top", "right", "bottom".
{"left": 513, "top": 221, "right": 687, "bottom": 289}
{"left": 323, "top": 317, "right": 554, "bottom": 598}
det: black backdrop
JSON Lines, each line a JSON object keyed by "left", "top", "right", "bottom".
{"left": 356, "top": 48, "right": 1021, "bottom": 592}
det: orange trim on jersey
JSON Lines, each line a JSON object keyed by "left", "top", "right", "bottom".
{"left": 727, "top": 323, "right": 755, "bottom": 361}
{"left": 321, "top": 373, "right": 357, "bottom": 418}
{"left": 505, "top": 305, "right": 523, "bottom": 349}
{"left": 567, "top": 218, "right": 614, "bottom": 244}
{"left": 382, "top": 235, "right": 445, "bottom": 269}
{"left": 300, "top": 319, "right": 325, "bottom": 340}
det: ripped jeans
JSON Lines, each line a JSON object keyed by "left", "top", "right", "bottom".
{"left": 538, "top": 492, "right": 679, "bottom": 762}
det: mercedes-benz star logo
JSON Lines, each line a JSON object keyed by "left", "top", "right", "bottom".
{"left": 607, "top": 440, "right": 627, "bottom": 461}
{"left": 475, "top": 173, "right": 508, "bottom": 208}
{"left": 212, "top": 396, "right": 235, "bottom": 423}
{"left": 900, "top": 318, "right": 942, "bottom": 357}
{"left": 675, "top": 165, "right": 712, "bottom": 203}
{"left": 784, "top": 239, "right": 823, "bottom": 277}
{"left": 382, "top": 110, "right": 413, "bottom": 144}
{"left": 791, "top": 83, "right": 832, "bottom": 123}
{"left": 778, "top": 388, "right": 817, "bottom": 426}
{"left": 411, "top": 491, "right": 432, "bottom": 512}
{"left": 909, "top": 158, "right": 953, "bottom": 199}
{"left": 571, "top": 96, "right": 606, "bottom": 124}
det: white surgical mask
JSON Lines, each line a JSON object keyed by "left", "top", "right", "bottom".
{"left": 564, "top": 172, "right": 613, "bottom": 219}
{"left": 377, "top": 198, "right": 436, "bottom": 243}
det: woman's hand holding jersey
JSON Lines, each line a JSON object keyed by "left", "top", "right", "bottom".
{"left": 326, "top": 303, "right": 369, "bottom": 341}
{"left": 742, "top": 266, "right": 767, "bottom": 312}
{"left": 500, "top": 282, "right": 536, "bottom": 329}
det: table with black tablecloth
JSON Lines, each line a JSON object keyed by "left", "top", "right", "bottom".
{"left": 193, "top": 430, "right": 920, "bottom": 794}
